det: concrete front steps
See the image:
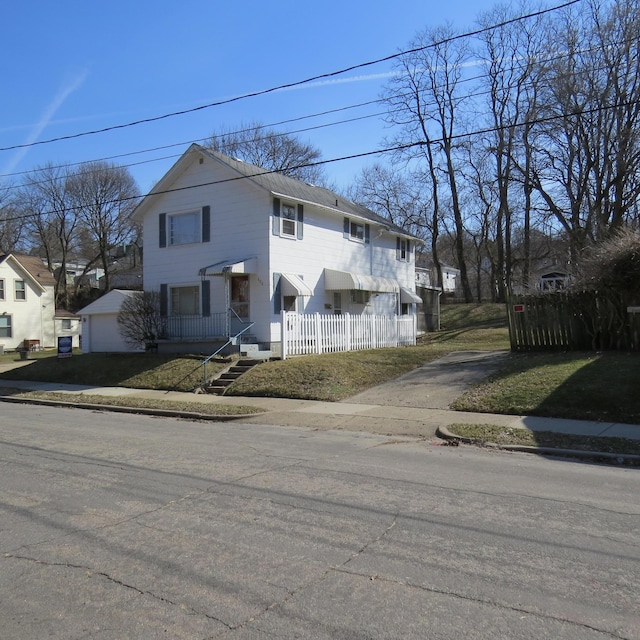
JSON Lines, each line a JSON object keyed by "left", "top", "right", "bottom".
{"left": 204, "top": 357, "right": 266, "bottom": 395}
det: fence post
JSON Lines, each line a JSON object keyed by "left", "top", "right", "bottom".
{"left": 315, "top": 313, "right": 322, "bottom": 354}
{"left": 281, "top": 310, "right": 288, "bottom": 360}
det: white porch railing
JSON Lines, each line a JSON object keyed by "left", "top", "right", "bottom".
{"left": 162, "top": 313, "right": 227, "bottom": 339}
{"left": 281, "top": 312, "right": 416, "bottom": 359}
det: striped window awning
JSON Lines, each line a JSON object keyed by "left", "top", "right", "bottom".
{"left": 281, "top": 273, "right": 313, "bottom": 296}
{"left": 400, "top": 287, "right": 423, "bottom": 304}
{"left": 323, "top": 268, "right": 400, "bottom": 293}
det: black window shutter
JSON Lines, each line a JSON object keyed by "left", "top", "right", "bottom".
{"left": 297, "top": 204, "right": 304, "bottom": 240}
{"left": 159, "top": 213, "right": 166, "bottom": 248}
{"left": 272, "top": 197, "right": 281, "bottom": 235}
{"left": 273, "top": 273, "right": 282, "bottom": 314}
{"left": 365, "top": 224, "right": 370, "bottom": 244}
{"left": 160, "top": 284, "right": 168, "bottom": 317}
{"left": 201, "top": 206, "right": 210, "bottom": 243}
{"left": 343, "top": 217, "right": 350, "bottom": 238}
{"left": 201, "top": 279, "right": 210, "bottom": 316}
{"left": 396, "top": 237, "right": 401, "bottom": 260}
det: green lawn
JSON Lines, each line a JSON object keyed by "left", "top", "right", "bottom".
{"left": 451, "top": 351, "right": 640, "bottom": 424}
{"left": 3, "top": 302, "right": 639, "bottom": 425}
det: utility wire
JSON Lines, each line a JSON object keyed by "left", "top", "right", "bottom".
{"left": 1, "top": 94, "right": 633, "bottom": 225}
{"left": 0, "top": 0, "right": 584, "bottom": 153}
{"left": 3, "top": 37, "right": 613, "bottom": 190}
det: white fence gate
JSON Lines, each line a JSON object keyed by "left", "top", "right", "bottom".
{"left": 281, "top": 312, "right": 416, "bottom": 359}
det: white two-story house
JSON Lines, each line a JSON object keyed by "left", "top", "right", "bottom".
{"left": 130, "top": 144, "right": 421, "bottom": 357}
{"left": 0, "top": 253, "right": 56, "bottom": 351}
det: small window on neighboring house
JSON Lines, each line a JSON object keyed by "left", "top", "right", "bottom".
{"left": 0, "top": 279, "right": 4, "bottom": 300}
{"left": 169, "top": 211, "right": 200, "bottom": 245}
{"left": 61, "top": 319, "right": 72, "bottom": 331}
{"left": 281, "top": 204, "right": 297, "bottom": 237}
{"left": 170, "top": 286, "right": 199, "bottom": 315}
{"left": 15, "top": 280, "right": 26, "bottom": 300}
{"left": 0, "top": 315, "right": 12, "bottom": 338}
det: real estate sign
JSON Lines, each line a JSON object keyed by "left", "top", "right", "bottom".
{"left": 58, "top": 336, "right": 73, "bottom": 358}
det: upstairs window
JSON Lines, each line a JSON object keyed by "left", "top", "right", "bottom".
{"left": 0, "top": 279, "right": 4, "bottom": 300}
{"left": 15, "top": 280, "right": 26, "bottom": 300}
{"left": 281, "top": 204, "right": 297, "bottom": 237}
{"left": 272, "top": 198, "right": 304, "bottom": 239}
{"left": 159, "top": 207, "right": 210, "bottom": 247}
{"left": 343, "top": 217, "right": 370, "bottom": 244}
{"left": 396, "top": 238, "right": 411, "bottom": 262}
{"left": 350, "top": 222, "right": 365, "bottom": 242}
{"left": 169, "top": 211, "right": 200, "bottom": 245}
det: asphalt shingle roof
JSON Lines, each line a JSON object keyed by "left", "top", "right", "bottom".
{"left": 198, "top": 146, "right": 413, "bottom": 237}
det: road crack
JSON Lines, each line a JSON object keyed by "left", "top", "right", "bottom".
{"left": 3, "top": 553, "right": 234, "bottom": 630}
{"left": 332, "top": 566, "right": 633, "bottom": 640}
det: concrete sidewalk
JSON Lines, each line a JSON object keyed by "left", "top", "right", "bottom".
{"left": 0, "top": 352, "right": 640, "bottom": 440}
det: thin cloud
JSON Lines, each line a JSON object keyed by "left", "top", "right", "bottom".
{"left": 2, "top": 69, "right": 89, "bottom": 174}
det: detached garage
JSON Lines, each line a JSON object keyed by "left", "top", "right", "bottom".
{"left": 78, "top": 290, "right": 139, "bottom": 353}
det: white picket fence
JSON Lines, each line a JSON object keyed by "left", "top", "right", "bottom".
{"left": 281, "top": 312, "right": 416, "bottom": 359}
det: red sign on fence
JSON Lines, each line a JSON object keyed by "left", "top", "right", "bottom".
{"left": 513, "top": 304, "right": 525, "bottom": 313}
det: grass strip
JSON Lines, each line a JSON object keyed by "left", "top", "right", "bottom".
{"left": 448, "top": 423, "right": 640, "bottom": 455}
{"left": 0, "top": 388, "right": 264, "bottom": 417}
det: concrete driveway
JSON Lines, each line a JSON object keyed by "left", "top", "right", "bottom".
{"left": 346, "top": 350, "right": 511, "bottom": 409}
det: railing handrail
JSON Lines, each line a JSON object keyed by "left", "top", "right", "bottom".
{"left": 201, "top": 322, "right": 255, "bottom": 367}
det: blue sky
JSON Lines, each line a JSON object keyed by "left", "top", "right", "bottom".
{"left": 2, "top": 0, "right": 505, "bottom": 195}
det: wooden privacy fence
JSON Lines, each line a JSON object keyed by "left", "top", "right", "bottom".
{"left": 281, "top": 312, "right": 416, "bottom": 359}
{"left": 507, "top": 290, "right": 640, "bottom": 351}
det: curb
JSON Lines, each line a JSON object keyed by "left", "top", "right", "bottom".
{"left": 0, "top": 394, "right": 263, "bottom": 422}
{"left": 436, "top": 426, "right": 640, "bottom": 465}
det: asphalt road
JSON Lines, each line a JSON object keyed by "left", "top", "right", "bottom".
{"left": 1, "top": 403, "right": 639, "bottom": 639}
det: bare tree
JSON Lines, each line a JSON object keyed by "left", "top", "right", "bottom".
{"left": 522, "top": 0, "right": 640, "bottom": 263}
{"left": 20, "top": 164, "right": 79, "bottom": 307}
{"left": 117, "top": 290, "right": 165, "bottom": 349}
{"left": 474, "top": 2, "right": 548, "bottom": 300}
{"left": 382, "top": 25, "right": 474, "bottom": 301}
{"left": 66, "top": 161, "right": 140, "bottom": 292}
{"left": 204, "top": 121, "right": 328, "bottom": 185}
{"left": 0, "top": 182, "right": 26, "bottom": 254}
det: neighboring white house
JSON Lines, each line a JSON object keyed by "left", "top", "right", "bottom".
{"left": 129, "top": 144, "right": 421, "bottom": 357}
{"left": 0, "top": 253, "right": 56, "bottom": 351}
{"left": 78, "top": 289, "right": 141, "bottom": 353}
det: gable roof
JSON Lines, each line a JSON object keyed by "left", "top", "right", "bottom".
{"left": 132, "top": 144, "right": 416, "bottom": 239}
{"left": 0, "top": 253, "right": 56, "bottom": 290}
{"left": 78, "top": 289, "right": 138, "bottom": 315}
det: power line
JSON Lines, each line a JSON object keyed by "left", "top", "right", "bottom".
{"left": 1, "top": 95, "right": 633, "bottom": 225}
{"left": 3, "top": 37, "right": 610, "bottom": 190}
{"left": 0, "top": 0, "right": 584, "bottom": 154}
